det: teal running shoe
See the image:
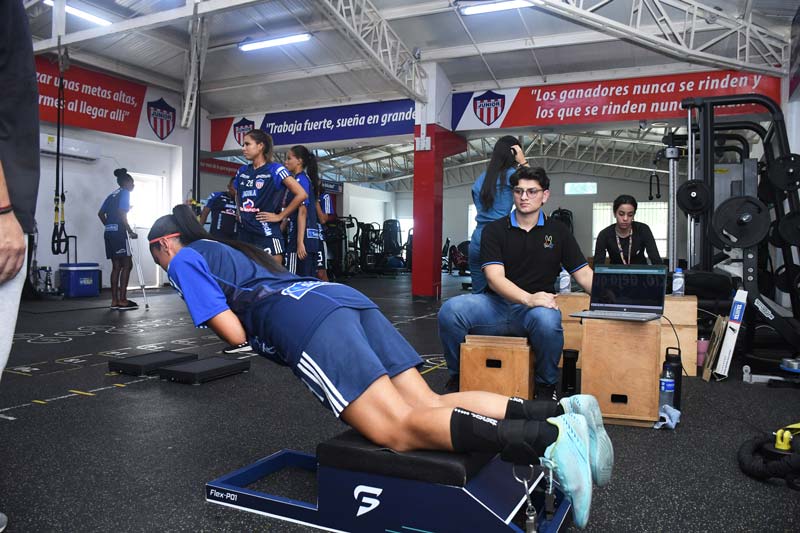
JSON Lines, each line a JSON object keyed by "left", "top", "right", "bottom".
{"left": 542, "top": 413, "right": 593, "bottom": 529}
{"left": 560, "top": 394, "right": 614, "bottom": 487}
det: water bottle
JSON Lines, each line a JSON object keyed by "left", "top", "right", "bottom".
{"left": 672, "top": 268, "right": 685, "bottom": 296}
{"left": 665, "top": 348, "right": 682, "bottom": 411}
{"left": 561, "top": 349, "right": 578, "bottom": 397}
{"left": 658, "top": 358, "right": 676, "bottom": 410}
{"left": 558, "top": 269, "right": 571, "bottom": 294}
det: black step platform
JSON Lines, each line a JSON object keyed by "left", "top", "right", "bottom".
{"left": 316, "top": 429, "right": 494, "bottom": 486}
{"left": 156, "top": 356, "right": 250, "bottom": 385}
{"left": 108, "top": 350, "right": 198, "bottom": 376}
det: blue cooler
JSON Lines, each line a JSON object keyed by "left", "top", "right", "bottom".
{"left": 59, "top": 263, "right": 101, "bottom": 298}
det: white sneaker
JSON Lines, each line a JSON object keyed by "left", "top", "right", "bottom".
{"left": 222, "top": 341, "right": 253, "bottom": 354}
{"left": 0, "top": 511, "right": 7, "bottom": 532}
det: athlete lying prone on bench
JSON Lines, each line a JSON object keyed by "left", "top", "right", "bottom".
{"left": 148, "top": 205, "right": 615, "bottom": 528}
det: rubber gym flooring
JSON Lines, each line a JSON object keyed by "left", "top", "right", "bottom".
{"left": 1, "top": 274, "right": 797, "bottom": 532}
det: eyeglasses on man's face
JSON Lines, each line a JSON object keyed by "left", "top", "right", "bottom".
{"left": 512, "top": 187, "right": 543, "bottom": 197}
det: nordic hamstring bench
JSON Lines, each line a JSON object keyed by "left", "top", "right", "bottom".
{"left": 206, "top": 429, "right": 571, "bottom": 532}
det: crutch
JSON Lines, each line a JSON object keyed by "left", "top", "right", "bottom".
{"left": 126, "top": 230, "right": 150, "bottom": 310}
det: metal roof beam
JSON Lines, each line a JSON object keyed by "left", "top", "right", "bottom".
{"left": 534, "top": 0, "right": 787, "bottom": 76}
{"left": 315, "top": 0, "right": 426, "bottom": 102}
{"left": 181, "top": 15, "right": 209, "bottom": 128}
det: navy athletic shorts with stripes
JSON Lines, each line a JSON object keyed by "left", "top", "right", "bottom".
{"left": 292, "top": 307, "right": 423, "bottom": 417}
{"left": 238, "top": 228, "right": 284, "bottom": 256}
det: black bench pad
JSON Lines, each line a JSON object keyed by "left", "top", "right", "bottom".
{"left": 316, "top": 429, "right": 494, "bottom": 487}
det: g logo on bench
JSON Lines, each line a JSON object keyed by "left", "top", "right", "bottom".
{"left": 354, "top": 485, "right": 383, "bottom": 517}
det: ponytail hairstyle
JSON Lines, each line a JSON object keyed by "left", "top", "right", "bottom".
{"left": 245, "top": 129, "right": 274, "bottom": 161}
{"left": 480, "top": 135, "right": 522, "bottom": 209}
{"left": 114, "top": 168, "right": 134, "bottom": 187}
{"left": 148, "top": 204, "right": 285, "bottom": 272}
{"left": 290, "top": 145, "right": 320, "bottom": 197}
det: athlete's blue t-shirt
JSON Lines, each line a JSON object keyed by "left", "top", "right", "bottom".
{"left": 233, "top": 161, "right": 291, "bottom": 237}
{"left": 166, "top": 239, "right": 376, "bottom": 364}
{"left": 471, "top": 167, "right": 515, "bottom": 227}
{"left": 204, "top": 191, "right": 237, "bottom": 238}
{"left": 99, "top": 187, "right": 130, "bottom": 232}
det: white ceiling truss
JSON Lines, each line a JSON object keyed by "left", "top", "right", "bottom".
{"left": 315, "top": 0, "right": 427, "bottom": 102}
{"left": 181, "top": 15, "right": 209, "bottom": 128}
{"left": 532, "top": 0, "right": 787, "bottom": 76}
{"left": 323, "top": 130, "right": 674, "bottom": 191}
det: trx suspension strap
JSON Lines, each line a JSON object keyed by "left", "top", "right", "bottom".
{"left": 51, "top": 40, "right": 69, "bottom": 255}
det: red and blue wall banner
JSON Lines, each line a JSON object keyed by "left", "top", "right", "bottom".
{"left": 210, "top": 99, "right": 415, "bottom": 151}
{"left": 453, "top": 70, "right": 782, "bottom": 131}
{"left": 35, "top": 55, "right": 181, "bottom": 141}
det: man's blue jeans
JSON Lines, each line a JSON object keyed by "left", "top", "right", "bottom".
{"left": 438, "top": 292, "right": 564, "bottom": 386}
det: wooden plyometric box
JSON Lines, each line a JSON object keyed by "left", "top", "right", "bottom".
{"left": 580, "top": 319, "right": 661, "bottom": 426}
{"left": 460, "top": 335, "right": 535, "bottom": 398}
{"left": 555, "top": 293, "right": 699, "bottom": 376}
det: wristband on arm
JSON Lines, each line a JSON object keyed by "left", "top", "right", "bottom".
{"left": 0, "top": 204, "right": 13, "bottom": 215}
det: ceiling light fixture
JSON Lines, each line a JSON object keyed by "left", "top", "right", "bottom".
{"left": 44, "top": 0, "right": 112, "bottom": 26}
{"left": 238, "top": 33, "right": 311, "bottom": 52}
{"left": 459, "top": 1, "right": 536, "bottom": 16}
{"left": 651, "top": 122, "right": 669, "bottom": 127}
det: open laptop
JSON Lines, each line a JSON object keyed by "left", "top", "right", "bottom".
{"left": 569, "top": 264, "right": 667, "bottom": 322}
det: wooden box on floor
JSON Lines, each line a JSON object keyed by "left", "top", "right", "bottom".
{"left": 580, "top": 319, "right": 661, "bottom": 426}
{"left": 460, "top": 335, "right": 534, "bottom": 398}
{"left": 558, "top": 293, "right": 699, "bottom": 376}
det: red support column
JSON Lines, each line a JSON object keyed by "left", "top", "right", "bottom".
{"left": 412, "top": 124, "right": 467, "bottom": 297}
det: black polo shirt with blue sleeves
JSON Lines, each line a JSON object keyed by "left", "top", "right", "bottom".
{"left": 480, "top": 210, "right": 587, "bottom": 295}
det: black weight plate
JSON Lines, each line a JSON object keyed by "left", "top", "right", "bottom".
{"left": 768, "top": 153, "right": 800, "bottom": 191}
{"left": 774, "top": 265, "right": 790, "bottom": 292}
{"left": 769, "top": 220, "right": 787, "bottom": 247}
{"left": 778, "top": 211, "right": 800, "bottom": 246}
{"left": 711, "top": 196, "right": 770, "bottom": 249}
{"left": 677, "top": 180, "right": 712, "bottom": 216}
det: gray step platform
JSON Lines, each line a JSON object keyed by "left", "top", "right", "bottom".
{"left": 108, "top": 350, "right": 198, "bottom": 376}
{"left": 156, "top": 356, "right": 251, "bottom": 385}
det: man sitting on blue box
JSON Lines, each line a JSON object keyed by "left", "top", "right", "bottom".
{"left": 438, "top": 166, "right": 593, "bottom": 400}
{"left": 98, "top": 168, "right": 138, "bottom": 310}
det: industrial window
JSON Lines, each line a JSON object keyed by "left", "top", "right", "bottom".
{"left": 592, "top": 201, "right": 668, "bottom": 257}
{"left": 564, "top": 182, "right": 597, "bottom": 195}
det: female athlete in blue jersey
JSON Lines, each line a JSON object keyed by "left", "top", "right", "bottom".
{"left": 98, "top": 169, "right": 138, "bottom": 310}
{"left": 469, "top": 136, "right": 528, "bottom": 294}
{"left": 283, "top": 145, "right": 323, "bottom": 277}
{"left": 234, "top": 129, "right": 307, "bottom": 264}
{"left": 146, "top": 204, "right": 613, "bottom": 529}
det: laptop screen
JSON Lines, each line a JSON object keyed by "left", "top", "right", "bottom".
{"left": 590, "top": 264, "right": 667, "bottom": 313}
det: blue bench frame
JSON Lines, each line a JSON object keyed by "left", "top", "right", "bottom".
{"left": 206, "top": 449, "right": 571, "bottom": 532}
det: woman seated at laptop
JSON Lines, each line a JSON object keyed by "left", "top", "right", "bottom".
{"left": 593, "top": 195, "right": 662, "bottom": 266}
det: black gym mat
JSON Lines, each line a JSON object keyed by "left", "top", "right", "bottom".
{"left": 108, "top": 350, "right": 199, "bottom": 376}
{"left": 156, "top": 356, "right": 251, "bottom": 385}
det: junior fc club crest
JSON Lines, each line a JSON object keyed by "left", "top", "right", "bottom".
{"left": 146, "top": 98, "right": 176, "bottom": 140}
{"left": 472, "top": 90, "right": 506, "bottom": 126}
{"left": 233, "top": 118, "right": 255, "bottom": 146}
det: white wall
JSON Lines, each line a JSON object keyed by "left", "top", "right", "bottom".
{"left": 342, "top": 182, "right": 394, "bottom": 226}
{"left": 36, "top": 124, "right": 182, "bottom": 288}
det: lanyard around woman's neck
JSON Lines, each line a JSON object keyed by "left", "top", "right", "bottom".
{"left": 615, "top": 225, "right": 633, "bottom": 265}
